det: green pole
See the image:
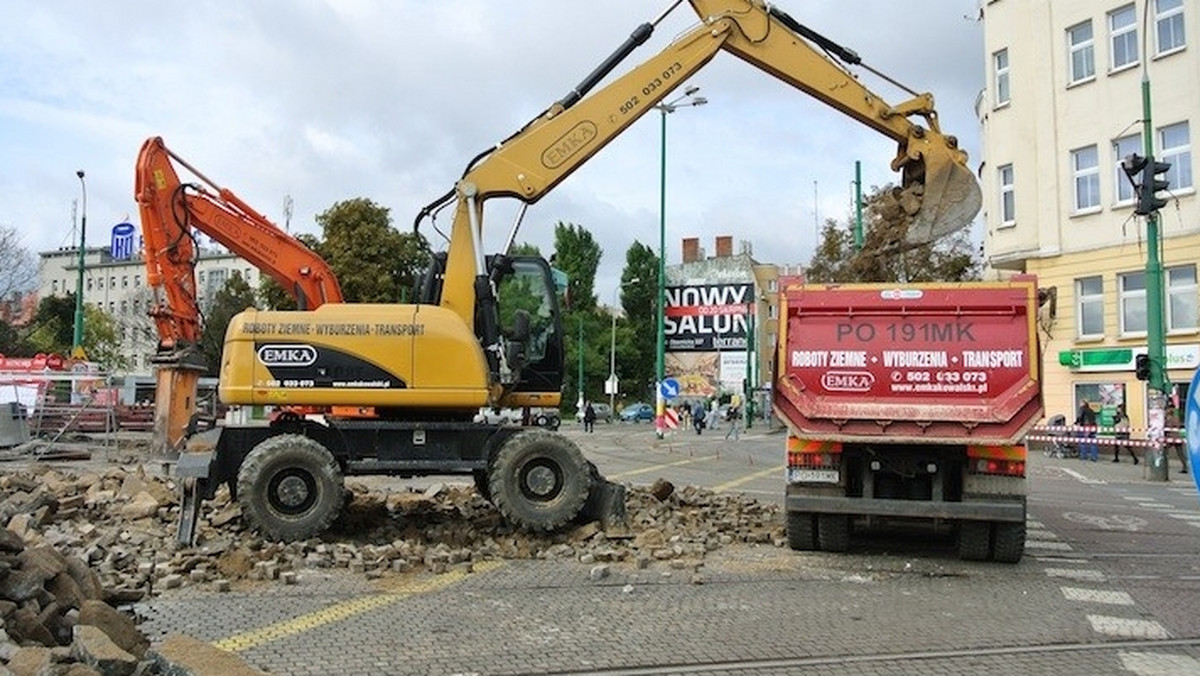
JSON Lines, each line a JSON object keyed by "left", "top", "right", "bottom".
{"left": 72, "top": 170, "right": 87, "bottom": 357}
{"left": 1141, "top": 63, "right": 1168, "bottom": 481}
{"left": 578, "top": 315, "right": 585, "bottom": 415}
{"left": 655, "top": 108, "right": 667, "bottom": 438}
{"left": 853, "top": 160, "right": 864, "bottom": 252}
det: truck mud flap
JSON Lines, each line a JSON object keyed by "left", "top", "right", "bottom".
{"left": 785, "top": 495, "right": 1024, "bottom": 523}
{"left": 580, "top": 479, "right": 631, "bottom": 536}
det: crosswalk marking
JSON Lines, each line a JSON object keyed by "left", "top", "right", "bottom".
{"left": 1119, "top": 651, "right": 1200, "bottom": 675}
{"left": 1087, "top": 615, "right": 1170, "bottom": 639}
{"left": 1061, "top": 587, "right": 1134, "bottom": 605}
{"left": 1026, "top": 540, "right": 1073, "bottom": 551}
{"left": 1045, "top": 568, "right": 1106, "bottom": 582}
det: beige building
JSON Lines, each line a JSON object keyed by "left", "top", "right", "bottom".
{"left": 980, "top": 0, "right": 1198, "bottom": 426}
{"left": 39, "top": 244, "right": 261, "bottom": 377}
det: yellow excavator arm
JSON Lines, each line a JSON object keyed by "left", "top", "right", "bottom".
{"left": 423, "top": 0, "right": 981, "bottom": 332}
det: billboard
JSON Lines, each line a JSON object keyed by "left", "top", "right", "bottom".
{"left": 664, "top": 283, "right": 753, "bottom": 352}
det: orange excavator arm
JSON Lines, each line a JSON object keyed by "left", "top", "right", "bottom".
{"left": 134, "top": 136, "right": 344, "bottom": 455}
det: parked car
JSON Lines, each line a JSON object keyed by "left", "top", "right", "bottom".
{"left": 619, "top": 402, "right": 655, "bottom": 423}
{"left": 576, "top": 402, "right": 613, "bottom": 424}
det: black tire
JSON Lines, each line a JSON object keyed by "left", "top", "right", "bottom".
{"left": 488, "top": 430, "right": 591, "bottom": 531}
{"left": 957, "top": 521, "right": 992, "bottom": 561}
{"left": 472, "top": 470, "right": 492, "bottom": 502}
{"left": 236, "top": 434, "right": 345, "bottom": 542}
{"left": 786, "top": 511, "right": 817, "bottom": 551}
{"left": 992, "top": 521, "right": 1026, "bottom": 564}
{"left": 817, "top": 514, "right": 850, "bottom": 552}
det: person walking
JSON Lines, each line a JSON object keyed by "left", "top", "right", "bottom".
{"left": 692, "top": 401, "right": 706, "bottom": 435}
{"left": 1075, "top": 401, "right": 1099, "bottom": 461}
{"left": 723, "top": 403, "right": 741, "bottom": 441}
{"left": 1111, "top": 404, "right": 1137, "bottom": 464}
{"left": 583, "top": 400, "right": 596, "bottom": 433}
{"left": 1166, "top": 404, "right": 1188, "bottom": 473}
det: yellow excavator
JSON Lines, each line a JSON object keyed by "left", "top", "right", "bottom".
{"left": 168, "top": 0, "right": 981, "bottom": 544}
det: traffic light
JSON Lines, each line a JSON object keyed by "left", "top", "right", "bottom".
{"left": 1138, "top": 156, "right": 1171, "bottom": 215}
{"left": 1135, "top": 353, "right": 1151, "bottom": 381}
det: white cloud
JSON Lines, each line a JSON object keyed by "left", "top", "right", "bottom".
{"left": 0, "top": 0, "right": 983, "bottom": 299}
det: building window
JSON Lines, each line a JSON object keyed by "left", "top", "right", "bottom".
{"left": 1156, "top": 0, "right": 1186, "bottom": 55}
{"left": 1068, "top": 21, "right": 1095, "bottom": 84}
{"left": 1168, "top": 265, "right": 1198, "bottom": 331}
{"left": 122, "top": 276, "right": 128, "bottom": 288}
{"left": 1119, "top": 271, "right": 1147, "bottom": 335}
{"left": 97, "top": 277, "right": 104, "bottom": 290}
{"left": 1072, "top": 145, "right": 1101, "bottom": 211}
{"left": 1159, "top": 122, "right": 1193, "bottom": 191}
{"left": 87, "top": 278, "right": 93, "bottom": 291}
{"left": 52, "top": 280, "right": 58, "bottom": 293}
{"left": 1113, "top": 134, "right": 1142, "bottom": 204}
{"left": 134, "top": 274, "right": 141, "bottom": 286}
{"left": 1077, "top": 276, "right": 1104, "bottom": 338}
{"left": 998, "top": 164, "right": 1016, "bottom": 225}
{"left": 109, "top": 276, "right": 115, "bottom": 289}
{"left": 1109, "top": 5, "right": 1138, "bottom": 71}
{"left": 120, "top": 300, "right": 128, "bottom": 315}
{"left": 768, "top": 304, "right": 778, "bottom": 320}
{"left": 767, "top": 279, "right": 777, "bottom": 292}
{"left": 994, "top": 48, "right": 1010, "bottom": 105}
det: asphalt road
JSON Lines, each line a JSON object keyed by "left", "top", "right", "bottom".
{"left": 134, "top": 421, "right": 1200, "bottom": 675}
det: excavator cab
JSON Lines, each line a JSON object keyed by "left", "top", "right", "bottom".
{"left": 490, "top": 255, "right": 565, "bottom": 400}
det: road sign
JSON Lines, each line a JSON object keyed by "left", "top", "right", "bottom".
{"left": 604, "top": 375, "right": 618, "bottom": 395}
{"left": 1187, "top": 367, "right": 1200, "bottom": 499}
{"left": 660, "top": 378, "right": 680, "bottom": 401}
{"left": 663, "top": 407, "right": 679, "bottom": 429}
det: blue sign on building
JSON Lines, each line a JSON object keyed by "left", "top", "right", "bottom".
{"left": 110, "top": 222, "right": 136, "bottom": 260}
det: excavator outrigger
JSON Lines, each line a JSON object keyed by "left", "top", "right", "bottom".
{"left": 163, "top": 0, "right": 982, "bottom": 546}
{"left": 135, "top": 137, "right": 343, "bottom": 458}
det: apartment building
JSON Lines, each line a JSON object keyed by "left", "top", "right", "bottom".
{"left": 980, "top": 0, "right": 1197, "bottom": 425}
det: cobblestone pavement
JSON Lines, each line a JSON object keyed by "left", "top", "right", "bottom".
{"left": 126, "top": 427, "right": 1200, "bottom": 674}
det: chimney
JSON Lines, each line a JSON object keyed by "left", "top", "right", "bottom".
{"left": 682, "top": 237, "right": 701, "bottom": 263}
{"left": 715, "top": 235, "right": 733, "bottom": 258}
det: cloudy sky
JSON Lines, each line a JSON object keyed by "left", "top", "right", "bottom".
{"left": 1, "top": 0, "right": 984, "bottom": 302}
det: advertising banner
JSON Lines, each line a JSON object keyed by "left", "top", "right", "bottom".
{"left": 664, "top": 283, "right": 753, "bottom": 352}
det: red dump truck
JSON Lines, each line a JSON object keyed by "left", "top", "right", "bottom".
{"left": 774, "top": 276, "right": 1042, "bottom": 562}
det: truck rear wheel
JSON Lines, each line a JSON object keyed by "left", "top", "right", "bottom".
{"left": 786, "top": 512, "right": 817, "bottom": 551}
{"left": 236, "top": 434, "right": 345, "bottom": 542}
{"left": 817, "top": 514, "right": 850, "bottom": 552}
{"left": 489, "top": 430, "right": 591, "bottom": 531}
{"left": 957, "top": 521, "right": 992, "bottom": 561}
{"left": 991, "top": 521, "right": 1025, "bottom": 563}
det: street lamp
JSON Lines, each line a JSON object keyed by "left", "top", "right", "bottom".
{"left": 72, "top": 170, "right": 88, "bottom": 359}
{"left": 609, "top": 278, "right": 640, "bottom": 413}
{"left": 655, "top": 86, "right": 708, "bottom": 438}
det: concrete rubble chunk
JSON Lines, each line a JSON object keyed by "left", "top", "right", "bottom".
{"left": 78, "top": 600, "right": 149, "bottom": 659}
{"left": 6, "top": 645, "right": 53, "bottom": 676}
{"left": 69, "top": 625, "right": 137, "bottom": 676}
{"left": 148, "top": 633, "right": 268, "bottom": 676}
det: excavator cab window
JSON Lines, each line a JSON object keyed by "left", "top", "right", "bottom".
{"left": 414, "top": 252, "right": 448, "bottom": 305}
{"left": 493, "top": 257, "right": 564, "bottom": 394}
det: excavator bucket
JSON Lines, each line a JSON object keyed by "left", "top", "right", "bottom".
{"left": 894, "top": 135, "right": 983, "bottom": 246}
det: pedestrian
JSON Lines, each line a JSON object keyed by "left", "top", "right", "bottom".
{"left": 692, "top": 401, "right": 706, "bottom": 435}
{"left": 724, "top": 403, "right": 741, "bottom": 441}
{"left": 583, "top": 400, "right": 596, "bottom": 433}
{"left": 1075, "top": 401, "right": 1099, "bottom": 461}
{"left": 1111, "top": 404, "right": 1137, "bottom": 464}
{"left": 707, "top": 399, "right": 721, "bottom": 431}
{"left": 1165, "top": 404, "right": 1187, "bottom": 473}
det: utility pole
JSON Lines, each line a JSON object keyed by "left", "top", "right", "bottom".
{"left": 853, "top": 161, "right": 864, "bottom": 252}
{"left": 72, "top": 170, "right": 88, "bottom": 359}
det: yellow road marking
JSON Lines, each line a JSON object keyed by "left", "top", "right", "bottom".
{"left": 212, "top": 561, "right": 503, "bottom": 653}
{"left": 713, "top": 465, "right": 784, "bottom": 493}
{"left": 608, "top": 455, "right": 715, "bottom": 480}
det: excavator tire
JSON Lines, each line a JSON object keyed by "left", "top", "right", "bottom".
{"left": 472, "top": 470, "right": 492, "bottom": 502}
{"left": 489, "top": 430, "right": 591, "bottom": 532}
{"left": 236, "top": 434, "right": 345, "bottom": 542}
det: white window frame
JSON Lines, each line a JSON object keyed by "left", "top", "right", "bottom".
{"left": 1168, "top": 264, "right": 1199, "bottom": 332}
{"left": 1159, "top": 121, "right": 1193, "bottom": 191}
{"left": 1113, "top": 134, "right": 1142, "bottom": 204}
{"left": 1109, "top": 5, "right": 1139, "bottom": 72}
{"left": 1077, "top": 276, "right": 1104, "bottom": 339}
{"left": 1072, "top": 145, "right": 1101, "bottom": 212}
{"left": 994, "top": 48, "right": 1010, "bottom": 106}
{"left": 1119, "top": 271, "right": 1148, "bottom": 336}
{"left": 1068, "top": 21, "right": 1096, "bottom": 85}
{"left": 998, "top": 164, "right": 1016, "bottom": 225}
{"left": 1155, "top": 0, "right": 1186, "bottom": 56}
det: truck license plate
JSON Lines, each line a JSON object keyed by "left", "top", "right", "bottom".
{"left": 788, "top": 468, "right": 839, "bottom": 484}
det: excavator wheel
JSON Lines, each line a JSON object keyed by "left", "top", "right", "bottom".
{"left": 488, "top": 430, "right": 591, "bottom": 532}
{"left": 236, "top": 434, "right": 345, "bottom": 542}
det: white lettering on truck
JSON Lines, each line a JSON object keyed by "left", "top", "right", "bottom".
{"left": 961, "top": 350, "right": 1024, "bottom": 368}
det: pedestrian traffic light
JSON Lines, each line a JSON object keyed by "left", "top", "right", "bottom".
{"left": 1138, "top": 156, "right": 1171, "bottom": 215}
{"left": 1135, "top": 353, "right": 1151, "bottom": 381}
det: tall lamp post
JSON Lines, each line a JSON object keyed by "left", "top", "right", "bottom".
{"left": 72, "top": 170, "right": 88, "bottom": 359}
{"left": 654, "top": 86, "right": 707, "bottom": 438}
{"left": 609, "top": 278, "right": 640, "bottom": 414}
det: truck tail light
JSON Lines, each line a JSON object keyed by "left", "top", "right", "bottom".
{"left": 787, "top": 435, "right": 842, "bottom": 469}
{"left": 967, "top": 444, "right": 1027, "bottom": 477}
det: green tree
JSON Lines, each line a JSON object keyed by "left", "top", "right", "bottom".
{"left": 552, "top": 222, "right": 602, "bottom": 311}
{"left": 316, "top": 198, "right": 429, "bottom": 303}
{"left": 81, "top": 306, "right": 127, "bottom": 371}
{"left": 25, "top": 295, "right": 76, "bottom": 355}
{"left": 200, "top": 274, "right": 258, "bottom": 376}
{"left": 806, "top": 185, "right": 981, "bottom": 283}
{"left": 617, "top": 241, "right": 659, "bottom": 400}
{"left": 550, "top": 223, "right": 606, "bottom": 412}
